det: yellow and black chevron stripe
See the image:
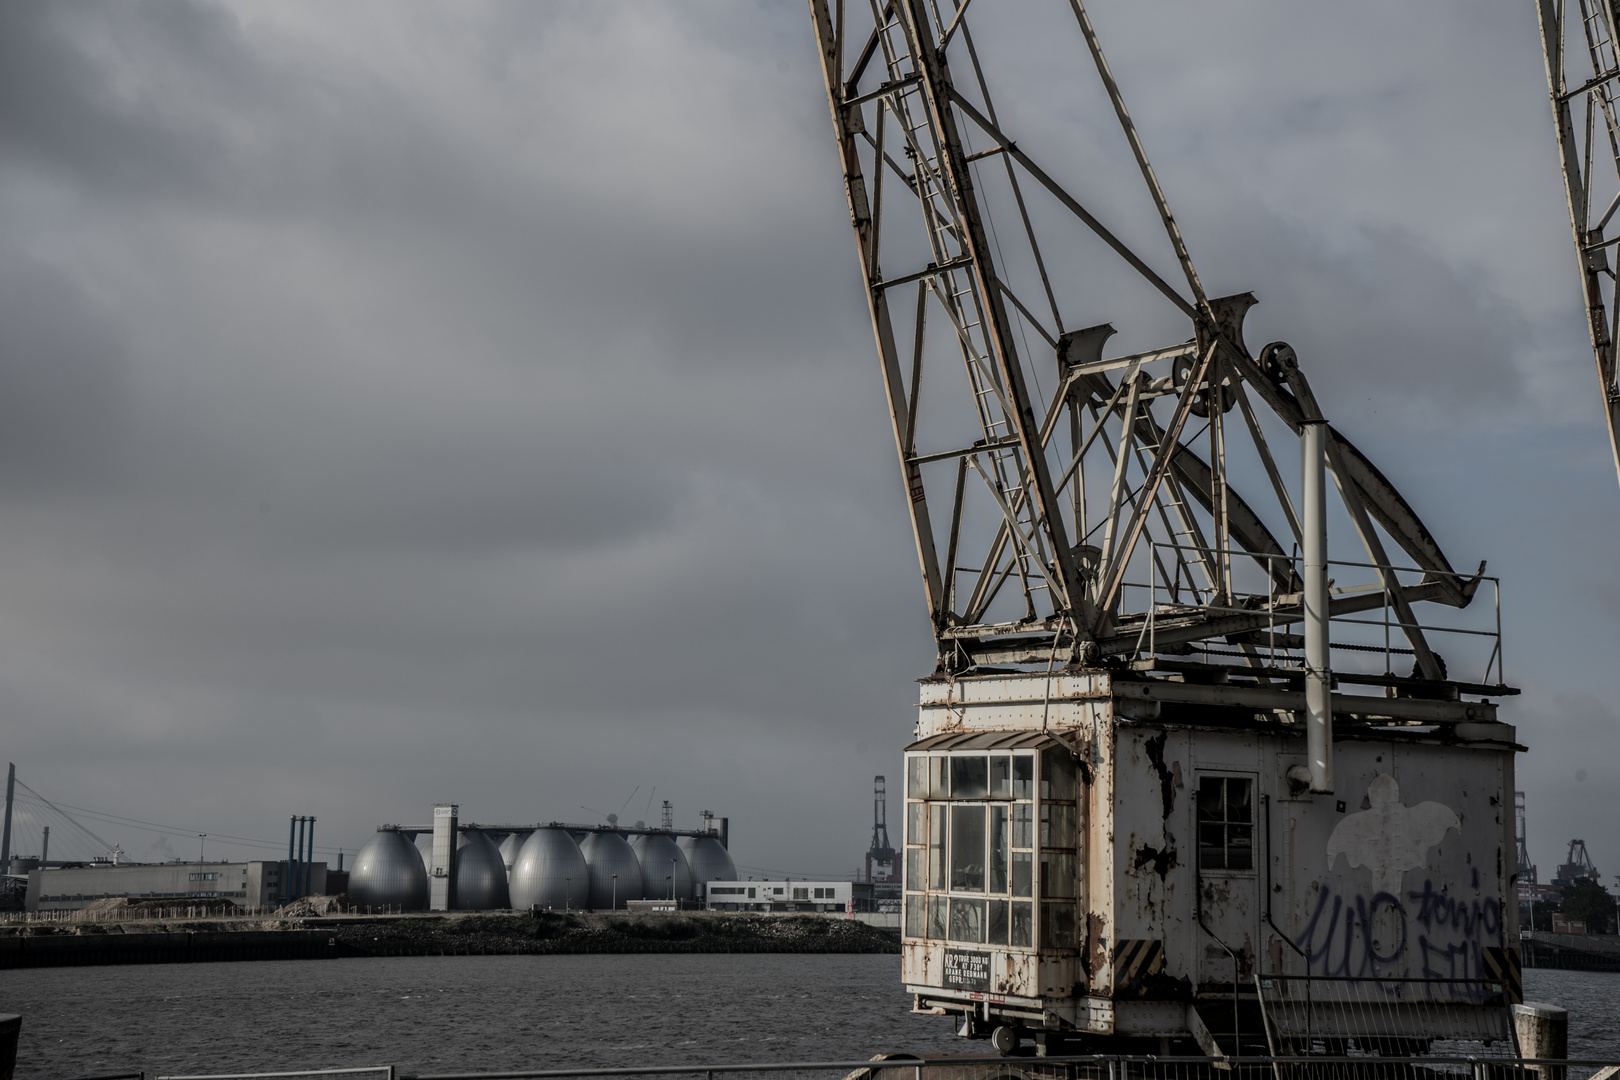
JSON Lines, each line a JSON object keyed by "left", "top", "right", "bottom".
{"left": 1113, "top": 938, "right": 1164, "bottom": 995}
{"left": 1482, "top": 945, "right": 1522, "bottom": 1004}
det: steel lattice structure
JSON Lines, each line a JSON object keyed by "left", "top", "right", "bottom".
{"left": 1538, "top": 0, "right": 1620, "bottom": 491}
{"left": 810, "top": 0, "right": 1497, "bottom": 686}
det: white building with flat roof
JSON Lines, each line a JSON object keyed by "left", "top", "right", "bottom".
{"left": 703, "top": 880, "right": 869, "bottom": 913}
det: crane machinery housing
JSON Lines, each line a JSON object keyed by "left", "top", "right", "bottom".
{"left": 809, "top": 0, "right": 1522, "bottom": 1055}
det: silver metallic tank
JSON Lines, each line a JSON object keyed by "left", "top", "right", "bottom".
{"left": 509, "top": 827, "right": 589, "bottom": 910}
{"left": 349, "top": 828, "right": 430, "bottom": 911}
{"left": 579, "top": 831, "right": 644, "bottom": 909}
{"left": 679, "top": 835, "right": 737, "bottom": 897}
{"left": 452, "top": 828, "right": 510, "bottom": 910}
{"left": 414, "top": 830, "right": 434, "bottom": 873}
{"left": 629, "top": 833, "right": 691, "bottom": 900}
{"left": 498, "top": 831, "right": 530, "bottom": 879}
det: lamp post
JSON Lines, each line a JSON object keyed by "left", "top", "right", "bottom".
{"left": 670, "top": 858, "right": 677, "bottom": 902}
{"left": 611, "top": 873, "right": 617, "bottom": 911}
{"left": 198, "top": 834, "right": 207, "bottom": 862}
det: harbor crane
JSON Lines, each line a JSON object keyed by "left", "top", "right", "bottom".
{"left": 1537, "top": 0, "right": 1620, "bottom": 490}
{"left": 808, "top": 0, "right": 1519, "bottom": 1052}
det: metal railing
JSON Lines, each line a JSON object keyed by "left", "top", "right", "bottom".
{"left": 1121, "top": 544, "right": 1504, "bottom": 688}
{"left": 67, "top": 1055, "right": 1620, "bottom": 1080}
{"left": 157, "top": 1069, "right": 395, "bottom": 1080}
{"left": 392, "top": 1057, "right": 1613, "bottom": 1080}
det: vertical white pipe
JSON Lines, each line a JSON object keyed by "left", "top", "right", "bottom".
{"left": 1302, "top": 421, "right": 1332, "bottom": 793}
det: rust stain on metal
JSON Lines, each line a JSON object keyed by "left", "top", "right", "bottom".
{"left": 996, "top": 950, "right": 1034, "bottom": 995}
{"left": 1085, "top": 910, "right": 1108, "bottom": 981}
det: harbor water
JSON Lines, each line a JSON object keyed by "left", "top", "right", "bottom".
{"left": 0, "top": 956, "right": 1616, "bottom": 1080}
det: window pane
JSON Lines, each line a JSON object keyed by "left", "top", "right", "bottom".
{"left": 1197, "top": 776, "right": 1225, "bottom": 821}
{"left": 989, "top": 806, "right": 1009, "bottom": 893}
{"left": 987, "top": 899, "right": 1009, "bottom": 945}
{"left": 905, "top": 894, "right": 925, "bottom": 938}
{"left": 1041, "top": 747, "right": 1077, "bottom": 801}
{"left": 907, "top": 802, "right": 925, "bottom": 846}
{"left": 990, "top": 755, "right": 1012, "bottom": 799}
{"left": 907, "top": 756, "right": 927, "bottom": 799}
{"left": 1041, "top": 901, "right": 1078, "bottom": 948}
{"left": 1227, "top": 778, "right": 1253, "bottom": 823}
{"left": 1228, "top": 824, "right": 1253, "bottom": 870}
{"left": 1013, "top": 754, "right": 1035, "bottom": 799}
{"left": 1198, "top": 821, "right": 1226, "bottom": 870}
{"left": 1041, "top": 852, "right": 1076, "bottom": 898}
{"left": 929, "top": 755, "right": 949, "bottom": 799}
{"left": 927, "top": 894, "right": 948, "bottom": 939}
{"left": 950, "top": 804, "right": 986, "bottom": 892}
{"left": 1012, "top": 803, "right": 1033, "bottom": 848}
{"left": 1011, "top": 851, "right": 1033, "bottom": 897}
{"left": 948, "top": 897, "right": 986, "bottom": 943}
{"left": 951, "top": 756, "right": 989, "bottom": 800}
{"left": 905, "top": 848, "right": 923, "bottom": 890}
{"left": 928, "top": 806, "right": 946, "bottom": 890}
{"left": 1011, "top": 901, "right": 1033, "bottom": 947}
{"left": 1041, "top": 803, "right": 1077, "bottom": 849}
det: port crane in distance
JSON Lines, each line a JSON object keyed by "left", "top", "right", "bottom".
{"left": 808, "top": 0, "right": 1522, "bottom": 1055}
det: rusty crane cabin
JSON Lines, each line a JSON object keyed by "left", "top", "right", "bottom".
{"left": 899, "top": 670, "right": 1518, "bottom": 1043}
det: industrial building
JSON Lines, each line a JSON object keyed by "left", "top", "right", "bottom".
{"left": 25, "top": 860, "right": 334, "bottom": 913}
{"left": 704, "top": 880, "right": 871, "bottom": 914}
{"left": 344, "top": 804, "right": 737, "bottom": 913}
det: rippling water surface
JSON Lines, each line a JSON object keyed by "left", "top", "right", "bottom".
{"left": 0, "top": 954, "right": 963, "bottom": 1079}
{"left": 1, "top": 958, "right": 1617, "bottom": 1079}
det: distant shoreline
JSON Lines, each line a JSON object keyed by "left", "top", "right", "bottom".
{"left": 0, "top": 910, "right": 900, "bottom": 969}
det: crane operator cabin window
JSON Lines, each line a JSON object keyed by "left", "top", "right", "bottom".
{"left": 903, "top": 746, "right": 1076, "bottom": 950}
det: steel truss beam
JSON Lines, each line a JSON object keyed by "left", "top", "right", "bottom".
{"left": 1538, "top": 0, "right": 1620, "bottom": 490}
{"left": 810, "top": 0, "right": 1484, "bottom": 675}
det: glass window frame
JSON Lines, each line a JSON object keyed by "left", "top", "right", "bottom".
{"left": 1196, "top": 773, "right": 1257, "bottom": 875}
{"left": 899, "top": 747, "right": 1073, "bottom": 951}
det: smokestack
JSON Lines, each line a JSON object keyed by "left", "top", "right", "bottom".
{"left": 719, "top": 817, "right": 729, "bottom": 850}
{"left": 1302, "top": 420, "right": 1332, "bottom": 794}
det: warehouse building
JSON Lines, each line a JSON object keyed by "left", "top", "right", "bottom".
{"left": 26, "top": 860, "right": 332, "bottom": 913}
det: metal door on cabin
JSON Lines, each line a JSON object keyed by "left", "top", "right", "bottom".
{"left": 1195, "top": 771, "right": 1261, "bottom": 989}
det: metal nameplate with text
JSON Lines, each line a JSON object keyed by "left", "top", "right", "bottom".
{"left": 942, "top": 948, "right": 991, "bottom": 992}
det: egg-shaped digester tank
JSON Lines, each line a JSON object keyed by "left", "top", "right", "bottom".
{"left": 349, "top": 828, "right": 430, "bottom": 911}
{"left": 680, "top": 835, "right": 737, "bottom": 898}
{"left": 498, "top": 831, "right": 529, "bottom": 879}
{"left": 414, "top": 830, "right": 434, "bottom": 873}
{"left": 452, "top": 828, "right": 510, "bottom": 910}
{"left": 509, "top": 827, "right": 589, "bottom": 910}
{"left": 629, "top": 833, "right": 691, "bottom": 901}
{"left": 580, "top": 831, "right": 644, "bottom": 909}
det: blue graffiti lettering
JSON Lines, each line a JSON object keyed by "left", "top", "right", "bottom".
{"left": 1294, "top": 879, "right": 1503, "bottom": 986}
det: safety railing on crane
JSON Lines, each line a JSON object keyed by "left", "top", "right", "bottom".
{"left": 1117, "top": 544, "right": 1504, "bottom": 690}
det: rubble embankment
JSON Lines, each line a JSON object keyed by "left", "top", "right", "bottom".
{"left": 0, "top": 909, "right": 899, "bottom": 968}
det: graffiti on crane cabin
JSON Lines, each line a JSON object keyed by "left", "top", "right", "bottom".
{"left": 1294, "top": 774, "right": 1500, "bottom": 979}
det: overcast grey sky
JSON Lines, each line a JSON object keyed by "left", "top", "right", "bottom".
{"left": 0, "top": 0, "right": 1615, "bottom": 884}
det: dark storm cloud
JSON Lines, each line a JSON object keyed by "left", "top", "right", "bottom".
{"left": 0, "top": 0, "right": 1613, "bottom": 877}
